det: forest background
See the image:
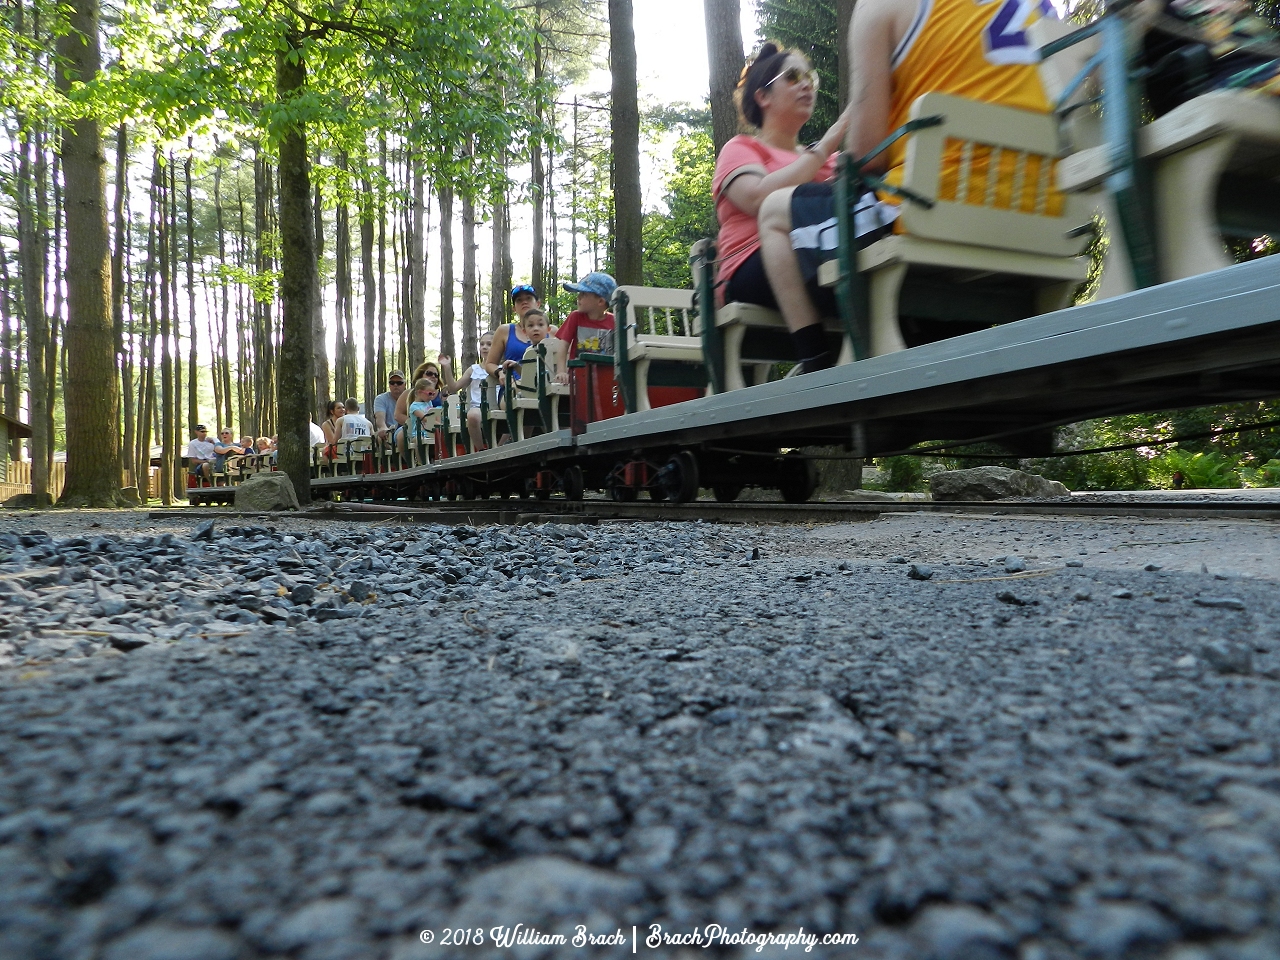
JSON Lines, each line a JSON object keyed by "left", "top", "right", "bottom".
{"left": 0, "top": 0, "right": 1277, "bottom": 507}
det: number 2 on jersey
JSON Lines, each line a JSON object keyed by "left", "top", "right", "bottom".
{"left": 981, "top": 0, "right": 1055, "bottom": 65}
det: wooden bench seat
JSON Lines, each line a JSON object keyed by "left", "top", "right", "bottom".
{"left": 817, "top": 91, "right": 1090, "bottom": 354}
{"left": 403, "top": 407, "right": 439, "bottom": 466}
{"left": 817, "top": 232, "right": 1087, "bottom": 354}
{"left": 513, "top": 344, "right": 570, "bottom": 440}
{"left": 1056, "top": 91, "right": 1280, "bottom": 293}
{"left": 613, "top": 286, "right": 708, "bottom": 412}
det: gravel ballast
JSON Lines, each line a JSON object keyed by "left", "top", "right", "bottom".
{"left": 0, "top": 509, "right": 1278, "bottom": 959}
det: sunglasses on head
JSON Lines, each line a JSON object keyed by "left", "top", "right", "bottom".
{"left": 389, "top": 378, "right": 404, "bottom": 386}
{"left": 767, "top": 65, "right": 819, "bottom": 91}
{"left": 511, "top": 284, "right": 536, "bottom": 299}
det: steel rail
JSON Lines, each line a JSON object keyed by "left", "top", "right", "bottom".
{"left": 158, "top": 495, "right": 1280, "bottom": 524}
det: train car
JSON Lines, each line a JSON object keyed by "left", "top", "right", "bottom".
{"left": 192, "top": 3, "right": 1280, "bottom": 508}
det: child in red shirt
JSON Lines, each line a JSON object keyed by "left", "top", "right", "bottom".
{"left": 555, "top": 272, "right": 617, "bottom": 374}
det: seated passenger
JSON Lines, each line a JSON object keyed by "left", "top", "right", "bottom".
{"left": 1137, "top": 0, "right": 1280, "bottom": 114}
{"left": 554, "top": 271, "right": 617, "bottom": 375}
{"left": 372, "top": 372, "right": 405, "bottom": 449}
{"left": 213, "top": 428, "right": 247, "bottom": 472}
{"left": 321, "top": 400, "right": 345, "bottom": 446}
{"left": 711, "top": 44, "right": 851, "bottom": 374}
{"left": 186, "top": 424, "right": 216, "bottom": 481}
{"left": 406, "top": 379, "right": 440, "bottom": 450}
{"left": 501, "top": 309, "right": 564, "bottom": 387}
{"left": 756, "top": 0, "right": 1059, "bottom": 371}
{"left": 486, "top": 285, "right": 543, "bottom": 380}
{"left": 392, "top": 360, "right": 444, "bottom": 443}
{"left": 308, "top": 417, "right": 325, "bottom": 447}
{"left": 445, "top": 329, "right": 495, "bottom": 452}
{"left": 337, "top": 398, "right": 373, "bottom": 440}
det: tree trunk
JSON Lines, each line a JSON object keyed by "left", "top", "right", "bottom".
{"left": 253, "top": 150, "right": 276, "bottom": 436}
{"left": 47, "top": 151, "right": 61, "bottom": 481}
{"left": 235, "top": 183, "right": 249, "bottom": 433}
{"left": 547, "top": 109, "right": 558, "bottom": 302}
{"left": 334, "top": 161, "right": 352, "bottom": 400}
{"left": 17, "top": 96, "right": 50, "bottom": 502}
{"left": 531, "top": 37, "right": 546, "bottom": 301}
{"left": 489, "top": 170, "right": 507, "bottom": 331}
{"left": 438, "top": 183, "right": 456, "bottom": 363}
{"left": 0, "top": 246, "right": 18, "bottom": 461}
{"left": 158, "top": 155, "right": 174, "bottom": 506}
{"left": 460, "top": 168, "right": 478, "bottom": 365}
{"left": 838, "top": 0, "right": 855, "bottom": 111}
{"left": 609, "top": 0, "right": 642, "bottom": 284}
{"left": 214, "top": 155, "right": 233, "bottom": 430}
{"left": 169, "top": 157, "right": 184, "bottom": 502}
{"left": 137, "top": 159, "right": 159, "bottom": 491}
{"left": 312, "top": 174, "right": 329, "bottom": 417}
{"left": 361, "top": 176, "right": 376, "bottom": 417}
{"left": 111, "top": 124, "right": 130, "bottom": 486}
{"left": 377, "top": 135, "right": 387, "bottom": 388}
{"left": 275, "top": 32, "right": 316, "bottom": 505}
{"left": 185, "top": 145, "right": 197, "bottom": 436}
{"left": 704, "top": 0, "right": 745, "bottom": 155}
{"left": 408, "top": 154, "right": 426, "bottom": 370}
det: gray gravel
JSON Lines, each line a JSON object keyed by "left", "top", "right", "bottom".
{"left": 1, "top": 510, "right": 1278, "bottom": 959}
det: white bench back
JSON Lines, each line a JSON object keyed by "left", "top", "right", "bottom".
{"left": 901, "top": 92, "right": 1087, "bottom": 258}
{"left": 616, "top": 285, "right": 697, "bottom": 351}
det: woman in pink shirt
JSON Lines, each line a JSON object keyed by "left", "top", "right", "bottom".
{"left": 713, "top": 43, "right": 851, "bottom": 372}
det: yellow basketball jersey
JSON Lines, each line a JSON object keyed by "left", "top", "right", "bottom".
{"left": 884, "top": 0, "right": 1054, "bottom": 176}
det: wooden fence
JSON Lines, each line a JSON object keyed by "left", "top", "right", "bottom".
{"left": 2, "top": 460, "right": 162, "bottom": 502}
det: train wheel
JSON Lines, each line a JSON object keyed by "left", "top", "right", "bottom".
{"left": 779, "top": 455, "right": 818, "bottom": 503}
{"left": 563, "top": 465, "right": 584, "bottom": 502}
{"left": 608, "top": 481, "right": 637, "bottom": 502}
{"left": 648, "top": 484, "right": 668, "bottom": 502}
{"left": 713, "top": 483, "right": 743, "bottom": 503}
{"left": 658, "top": 451, "right": 699, "bottom": 505}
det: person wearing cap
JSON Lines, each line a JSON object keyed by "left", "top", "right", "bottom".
{"left": 186, "top": 425, "right": 217, "bottom": 480}
{"left": 373, "top": 371, "right": 407, "bottom": 446}
{"left": 554, "top": 272, "right": 617, "bottom": 376}
{"left": 484, "top": 283, "right": 542, "bottom": 383}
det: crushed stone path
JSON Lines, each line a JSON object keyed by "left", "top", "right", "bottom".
{"left": 0, "top": 509, "right": 1278, "bottom": 960}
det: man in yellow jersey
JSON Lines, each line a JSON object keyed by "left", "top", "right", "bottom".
{"left": 756, "top": 0, "right": 1059, "bottom": 373}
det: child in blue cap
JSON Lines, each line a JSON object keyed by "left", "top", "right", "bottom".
{"left": 554, "top": 272, "right": 617, "bottom": 381}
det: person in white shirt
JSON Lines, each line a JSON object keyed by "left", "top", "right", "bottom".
{"left": 337, "top": 397, "right": 373, "bottom": 440}
{"left": 186, "top": 425, "right": 217, "bottom": 480}
{"left": 308, "top": 417, "right": 326, "bottom": 446}
{"left": 444, "top": 330, "right": 494, "bottom": 451}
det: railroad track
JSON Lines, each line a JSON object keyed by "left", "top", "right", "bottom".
{"left": 152, "top": 494, "right": 1280, "bottom": 525}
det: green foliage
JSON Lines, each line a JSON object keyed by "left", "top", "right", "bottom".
{"left": 1148, "top": 448, "right": 1242, "bottom": 488}
{"left": 876, "top": 455, "right": 925, "bottom": 492}
{"left": 933, "top": 400, "right": 1280, "bottom": 491}
{"left": 1241, "top": 459, "right": 1280, "bottom": 487}
{"left": 756, "top": 0, "right": 839, "bottom": 144}
{"left": 108, "top": 0, "right": 541, "bottom": 198}
{"left": 642, "top": 131, "right": 716, "bottom": 289}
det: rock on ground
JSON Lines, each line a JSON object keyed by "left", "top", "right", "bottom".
{"left": 930, "top": 466, "right": 1070, "bottom": 501}
{"left": 233, "top": 473, "right": 299, "bottom": 511}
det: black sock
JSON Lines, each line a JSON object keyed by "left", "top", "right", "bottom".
{"left": 791, "top": 323, "right": 832, "bottom": 373}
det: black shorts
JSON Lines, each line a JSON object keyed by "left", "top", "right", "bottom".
{"left": 723, "top": 182, "right": 894, "bottom": 317}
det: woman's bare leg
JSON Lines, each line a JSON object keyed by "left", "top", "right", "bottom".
{"left": 758, "top": 188, "right": 832, "bottom": 372}
{"left": 759, "top": 188, "right": 821, "bottom": 333}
